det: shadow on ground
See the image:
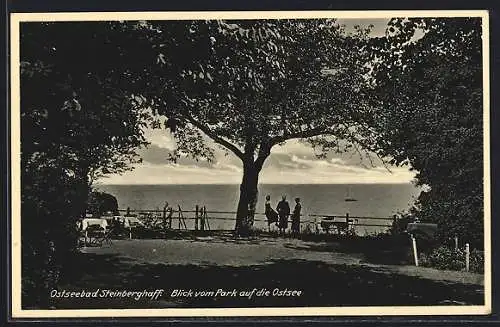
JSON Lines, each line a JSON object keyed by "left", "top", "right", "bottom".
{"left": 282, "top": 241, "right": 411, "bottom": 265}
{"left": 43, "top": 250, "right": 484, "bottom": 309}
{"left": 188, "top": 232, "right": 416, "bottom": 265}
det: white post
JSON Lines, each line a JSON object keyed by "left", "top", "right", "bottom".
{"left": 85, "top": 230, "right": 88, "bottom": 245}
{"left": 129, "top": 227, "right": 132, "bottom": 240}
{"left": 454, "top": 236, "right": 459, "bottom": 251}
{"left": 411, "top": 235, "right": 419, "bottom": 267}
{"left": 465, "top": 243, "right": 470, "bottom": 272}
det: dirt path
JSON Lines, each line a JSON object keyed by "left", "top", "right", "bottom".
{"left": 81, "top": 236, "right": 484, "bottom": 286}
{"left": 47, "top": 235, "right": 485, "bottom": 309}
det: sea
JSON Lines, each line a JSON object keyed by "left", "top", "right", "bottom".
{"left": 95, "top": 184, "right": 421, "bottom": 235}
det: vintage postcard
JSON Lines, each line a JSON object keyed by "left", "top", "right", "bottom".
{"left": 10, "top": 10, "right": 491, "bottom": 318}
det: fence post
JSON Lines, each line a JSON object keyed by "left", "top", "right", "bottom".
{"left": 178, "top": 205, "right": 182, "bottom": 230}
{"left": 411, "top": 234, "right": 419, "bottom": 267}
{"left": 465, "top": 243, "right": 470, "bottom": 272}
{"left": 200, "top": 206, "right": 205, "bottom": 231}
{"left": 203, "top": 206, "right": 210, "bottom": 230}
{"left": 195, "top": 205, "right": 199, "bottom": 231}
{"left": 346, "top": 213, "right": 351, "bottom": 235}
{"left": 454, "top": 235, "right": 459, "bottom": 251}
{"left": 163, "top": 206, "right": 167, "bottom": 231}
{"left": 129, "top": 227, "right": 132, "bottom": 240}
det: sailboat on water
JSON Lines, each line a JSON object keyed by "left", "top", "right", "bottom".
{"left": 344, "top": 187, "right": 358, "bottom": 202}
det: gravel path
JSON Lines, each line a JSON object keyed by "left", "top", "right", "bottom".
{"left": 81, "top": 236, "right": 484, "bottom": 286}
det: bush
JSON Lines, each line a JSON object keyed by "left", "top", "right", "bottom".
{"left": 420, "top": 246, "right": 465, "bottom": 271}
{"left": 21, "top": 167, "right": 87, "bottom": 308}
{"left": 87, "top": 191, "right": 119, "bottom": 217}
{"left": 470, "top": 249, "right": 484, "bottom": 274}
{"left": 301, "top": 223, "right": 316, "bottom": 235}
{"left": 390, "top": 212, "right": 441, "bottom": 255}
{"left": 389, "top": 213, "right": 413, "bottom": 236}
{"left": 419, "top": 245, "right": 484, "bottom": 273}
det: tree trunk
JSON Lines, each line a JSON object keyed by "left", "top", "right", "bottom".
{"left": 235, "top": 161, "right": 260, "bottom": 236}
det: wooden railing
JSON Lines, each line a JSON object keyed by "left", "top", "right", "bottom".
{"left": 117, "top": 207, "right": 395, "bottom": 233}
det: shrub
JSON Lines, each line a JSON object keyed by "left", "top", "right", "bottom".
{"left": 390, "top": 212, "right": 441, "bottom": 255}
{"left": 21, "top": 168, "right": 86, "bottom": 308}
{"left": 87, "top": 191, "right": 119, "bottom": 216}
{"left": 419, "top": 245, "right": 484, "bottom": 273}
{"left": 470, "top": 249, "right": 484, "bottom": 274}
{"left": 420, "top": 246, "right": 465, "bottom": 271}
{"left": 301, "top": 223, "right": 316, "bottom": 235}
{"left": 389, "top": 213, "right": 413, "bottom": 236}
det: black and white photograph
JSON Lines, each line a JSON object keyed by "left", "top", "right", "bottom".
{"left": 10, "top": 10, "right": 490, "bottom": 317}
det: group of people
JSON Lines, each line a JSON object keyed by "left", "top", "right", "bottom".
{"left": 265, "top": 194, "right": 301, "bottom": 236}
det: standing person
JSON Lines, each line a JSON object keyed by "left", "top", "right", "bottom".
{"left": 265, "top": 195, "right": 278, "bottom": 232}
{"left": 291, "top": 197, "right": 302, "bottom": 237}
{"left": 276, "top": 195, "right": 290, "bottom": 236}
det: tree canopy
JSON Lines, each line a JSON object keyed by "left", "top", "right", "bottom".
{"left": 87, "top": 191, "right": 120, "bottom": 217}
{"left": 370, "top": 18, "right": 483, "bottom": 246}
{"left": 20, "top": 22, "right": 150, "bottom": 306}
{"left": 119, "top": 19, "right": 378, "bottom": 233}
{"left": 21, "top": 22, "right": 150, "bottom": 185}
{"left": 18, "top": 18, "right": 486, "bottom": 309}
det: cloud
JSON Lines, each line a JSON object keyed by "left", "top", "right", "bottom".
{"left": 143, "top": 128, "right": 176, "bottom": 150}
{"left": 259, "top": 152, "right": 415, "bottom": 184}
{"left": 100, "top": 126, "right": 417, "bottom": 185}
{"left": 100, "top": 153, "right": 416, "bottom": 185}
{"left": 259, "top": 159, "right": 415, "bottom": 185}
{"left": 270, "top": 139, "right": 316, "bottom": 156}
{"left": 99, "top": 162, "right": 242, "bottom": 185}
{"left": 270, "top": 139, "right": 386, "bottom": 167}
{"left": 212, "top": 162, "right": 242, "bottom": 173}
{"left": 137, "top": 144, "right": 172, "bottom": 165}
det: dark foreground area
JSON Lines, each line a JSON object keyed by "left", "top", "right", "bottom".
{"left": 28, "top": 235, "right": 484, "bottom": 309}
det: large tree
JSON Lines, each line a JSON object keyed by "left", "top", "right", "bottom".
{"left": 20, "top": 22, "right": 149, "bottom": 307}
{"left": 21, "top": 22, "right": 151, "bottom": 186}
{"left": 129, "top": 20, "right": 377, "bottom": 234}
{"left": 369, "top": 18, "right": 483, "bottom": 246}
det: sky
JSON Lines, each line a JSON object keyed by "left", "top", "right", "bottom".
{"left": 99, "top": 18, "right": 418, "bottom": 186}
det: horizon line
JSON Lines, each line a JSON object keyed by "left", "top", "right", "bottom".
{"left": 95, "top": 182, "right": 417, "bottom": 186}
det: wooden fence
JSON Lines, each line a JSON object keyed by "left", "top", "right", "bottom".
{"left": 117, "top": 206, "right": 395, "bottom": 234}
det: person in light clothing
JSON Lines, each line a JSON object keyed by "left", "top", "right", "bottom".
{"left": 264, "top": 195, "right": 278, "bottom": 232}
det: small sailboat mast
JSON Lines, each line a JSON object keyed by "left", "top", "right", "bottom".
{"left": 345, "top": 187, "right": 358, "bottom": 202}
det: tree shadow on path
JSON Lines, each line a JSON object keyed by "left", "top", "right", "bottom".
{"left": 45, "top": 251, "right": 484, "bottom": 309}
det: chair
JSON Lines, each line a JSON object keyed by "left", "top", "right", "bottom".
{"left": 85, "top": 225, "right": 106, "bottom": 246}
{"left": 94, "top": 228, "right": 114, "bottom": 246}
{"left": 347, "top": 218, "right": 358, "bottom": 236}
{"left": 320, "top": 216, "right": 356, "bottom": 236}
{"left": 333, "top": 221, "right": 349, "bottom": 235}
{"left": 320, "top": 216, "right": 335, "bottom": 233}
{"left": 333, "top": 219, "right": 358, "bottom": 236}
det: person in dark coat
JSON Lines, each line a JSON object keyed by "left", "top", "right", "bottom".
{"left": 291, "top": 197, "right": 302, "bottom": 237}
{"left": 265, "top": 195, "right": 278, "bottom": 232}
{"left": 276, "top": 195, "right": 290, "bottom": 236}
